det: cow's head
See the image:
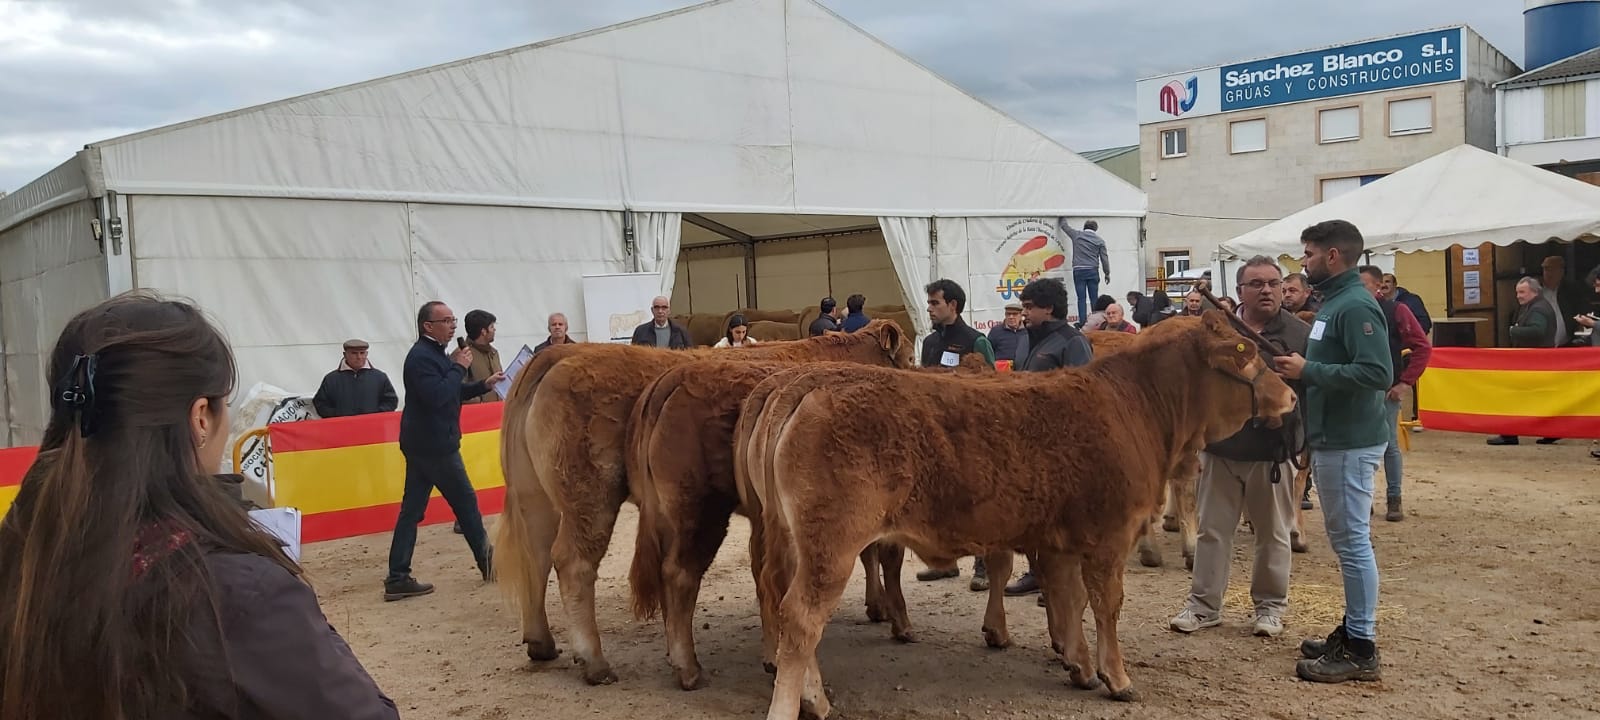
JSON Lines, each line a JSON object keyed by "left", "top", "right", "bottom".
{"left": 862, "top": 319, "right": 916, "bottom": 369}
{"left": 1196, "top": 310, "right": 1296, "bottom": 442}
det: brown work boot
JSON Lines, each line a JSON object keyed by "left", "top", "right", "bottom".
{"left": 1385, "top": 497, "right": 1403, "bottom": 522}
{"left": 917, "top": 566, "right": 959, "bottom": 582}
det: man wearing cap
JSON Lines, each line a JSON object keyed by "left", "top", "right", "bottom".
{"left": 312, "top": 339, "right": 399, "bottom": 418}
{"left": 986, "top": 301, "right": 1030, "bottom": 364}
{"left": 809, "top": 297, "right": 843, "bottom": 336}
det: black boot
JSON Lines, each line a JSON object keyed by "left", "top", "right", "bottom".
{"left": 969, "top": 556, "right": 989, "bottom": 592}
{"left": 478, "top": 545, "right": 495, "bottom": 583}
{"left": 1004, "top": 571, "right": 1040, "bottom": 596}
{"left": 1297, "top": 635, "right": 1381, "bottom": 683}
{"left": 383, "top": 576, "right": 435, "bottom": 602}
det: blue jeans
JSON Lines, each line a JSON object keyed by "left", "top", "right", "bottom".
{"left": 386, "top": 451, "right": 489, "bottom": 583}
{"left": 1383, "top": 398, "right": 1403, "bottom": 500}
{"left": 1310, "top": 445, "right": 1385, "bottom": 641}
{"left": 1072, "top": 268, "right": 1099, "bottom": 322}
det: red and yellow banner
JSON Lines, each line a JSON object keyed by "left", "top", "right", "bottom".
{"left": 1419, "top": 347, "right": 1600, "bottom": 438}
{"left": 0, "top": 405, "right": 508, "bottom": 544}
{"left": 269, "top": 403, "right": 506, "bottom": 543}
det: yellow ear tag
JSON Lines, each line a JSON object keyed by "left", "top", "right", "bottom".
{"left": 1236, "top": 343, "right": 1247, "bottom": 352}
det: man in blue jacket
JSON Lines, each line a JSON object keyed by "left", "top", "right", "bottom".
{"left": 385, "top": 301, "right": 506, "bottom": 601}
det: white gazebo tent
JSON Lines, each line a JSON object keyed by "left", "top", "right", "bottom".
{"left": 1219, "top": 144, "right": 1600, "bottom": 259}
{"left": 0, "top": 0, "right": 1146, "bottom": 448}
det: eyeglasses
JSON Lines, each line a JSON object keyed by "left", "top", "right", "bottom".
{"left": 1241, "top": 279, "right": 1283, "bottom": 291}
{"left": 426, "top": 316, "right": 457, "bottom": 324}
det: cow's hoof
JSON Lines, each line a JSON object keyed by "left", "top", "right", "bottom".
{"left": 763, "top": 660, "right": 778, "bottom": 675}
{"left": 892, "top": 627, "right": 917, "bottom": 644}
{"left": 1108, "top": 685, "right": 1139, "bottom": 702}
{"left": 1291, "top": 538, "right": 1309, "bottom": 553}
{"left": 677, "top": 669, "right": 708, "bottom": 691}
{"left": 1183, "top": 554, "right": 1194, "bottom": 571}
{"left": 1138, "top": 547, "right": 1162, "bottom": 568}
{"left": 526, "top": 641, "right": 561, "bottom": 663}
{"left": 1066, "top": 665, "right": 1101, "bottom": 690}
{"left": 580, "top": 662, "right": 618, "bottom": 686}
{"left": 865, "top": 603, "right": 886, "bottom": 623}
{"left": 982, "top": 626, "right": 1012, "bottom": 649}
{"left": 1162, "top": 517, "right": 1180, "bottom": 533}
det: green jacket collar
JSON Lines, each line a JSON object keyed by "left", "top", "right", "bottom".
{"left": 1313, "top": 268, "right": 1364, "bottom": 301}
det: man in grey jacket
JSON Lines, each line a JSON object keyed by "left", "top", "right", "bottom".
{"left": 1059, "top": 218, "right": 1111, "bottom": 324}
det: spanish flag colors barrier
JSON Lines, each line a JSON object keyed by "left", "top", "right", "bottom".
{"left": 268, "top": 402, "right": 506, "bottom": 543}
{"left": 0, "top": 446, "right": 40, "bottom": 519}
{"left": 1418, "top": 347, "right": 1600, "bottom": 439}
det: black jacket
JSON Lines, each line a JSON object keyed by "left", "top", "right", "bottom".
{"left": 1509, "top": 297, "right": 1559, "bottom": 348}
{"left": 630, "top": 321, "right": 692, "bottom": 349}
{"left": 534, "top": 336, "right": 577, "bottom": 354}
{"left": 1392, "top": 287, "right": 1432, "bottom": 335}
{"left": 1205, "top": 309, "right": 1311, "bottom": 463}
{"left": 399, "top": 337, "right": 489, "bottom": 456}
{"left": 986, "top": 325, "right": 1029, "bottom": 363}
{"left": 921, "top": 318, "right": 982, "bottom": 367}
{"left": 1018, "top": 319, "right": 1093, "bottom": 372}
{"left": 809, "top": 314, "right": 841, "bottom": 336}
{"left": 312, "top": 366, "right": 398, "bottom": 419}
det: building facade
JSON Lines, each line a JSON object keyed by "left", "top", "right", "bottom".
{"left": 1137, "top": 26, "right": 1519, "bottom": 295}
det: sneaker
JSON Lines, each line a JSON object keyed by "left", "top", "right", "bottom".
{"left": 1252, "top": 615, "right": 1284, "bottom": 637}
{"left": 1300, "top": 623, "right": 1347, "bottom": 660}
{"left": 1300, "top": 497, "right": 1314, "bottom": 511}
{"left": 969, "top": 557, "right": 989, "bottom": 592}
{"left": 1169, "top": 609, "right": 1222, "bottom": 634}
{"left": 384, "top": 576, "right": 435, "bottom": 602}
{"left": 1296, "top": 637, "right": 1381, "bottom": 683}
{"left": 917, "top": 566, "right": 959, "bottom": 582}
{"left": 1385, "top": 497, "right": 1403, "bottom": 522}
{"left": 1004, "top": 571, "right": 1041, "bottom": 596}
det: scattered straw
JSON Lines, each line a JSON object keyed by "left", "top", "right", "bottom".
{"left": 1223, "top": 582, "right": 1406, "bottom": 628}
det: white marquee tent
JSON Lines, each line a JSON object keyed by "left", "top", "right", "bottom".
{"left": 0, "top": 0, "right": 1145, "bottom": 447}
{"left": 1219, "top": 144, "right": 1600, "bottom": 260}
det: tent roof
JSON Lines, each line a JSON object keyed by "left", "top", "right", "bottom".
{"left": 1217, "top": 144, "right": 1600, "bottom": 258}
{"left": 11, "top": 0, "right": 1142, "bottom": 226}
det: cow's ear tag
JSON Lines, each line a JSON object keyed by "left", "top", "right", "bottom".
{"left": 1235, "top": 343, "right": 1246, "bottom": 352}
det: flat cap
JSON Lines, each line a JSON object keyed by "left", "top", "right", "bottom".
{"left": 342, "top": 338, "right": 370, "bottom": 351}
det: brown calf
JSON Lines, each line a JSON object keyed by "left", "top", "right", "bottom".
{"left": 748, "top": 313, "right": 1295, "bottom": 717}
{"left": 494, "top": 321, "right": 915, "bottom": 686}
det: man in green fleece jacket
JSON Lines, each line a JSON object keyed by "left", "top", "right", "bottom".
{"left": 1272, "top": 219, "right": 1392, "bottom": 684}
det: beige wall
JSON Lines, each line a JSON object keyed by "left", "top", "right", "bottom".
{"left": 1465, "top": 28, "right": 1521, "bottom": 150}
{"left": 674, "top": 229, "right": 901, "bottom": 315}
{"left": 1142, "top": 82, "right": 1470, "bottom": 282}
{"left": 1392, "top": 250, "right": 1448, "bottom": 322}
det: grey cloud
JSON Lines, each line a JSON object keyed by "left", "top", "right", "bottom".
{"left": 0, "top": 0, "right": 1525, "bottom": 191}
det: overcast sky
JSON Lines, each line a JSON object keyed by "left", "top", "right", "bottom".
{"left": 0, "top": 0, "right": 1526, "bottom": 192}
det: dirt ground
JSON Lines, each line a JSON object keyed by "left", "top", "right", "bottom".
{"left": 311, "top": 430, "right": 1600, "bottom": 720}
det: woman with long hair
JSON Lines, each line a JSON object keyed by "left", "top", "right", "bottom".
{"left": 713, "top": 314, "right": 759, "bottom": 348}
{"left": 0, "top": 291, "right": 398, "bottom": 719}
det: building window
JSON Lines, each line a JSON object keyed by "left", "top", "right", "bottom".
{"left": 1161, "top": 128, "right": 1188, "bottom": 158}
{"left": 1319, "top": 173, "right": 1388, "bottom": 201}
{"left": 1319, "top": 106, "right": 1361, "bottom": 143}
{"left": 1161, "top": 251, "right": 1190, "bottom": 277}
{"left": 1230, "top": 118, "right": 1267, "bottom": 154}
{"left": 1388, "top": 96, "right": 1434, "bottom": 136}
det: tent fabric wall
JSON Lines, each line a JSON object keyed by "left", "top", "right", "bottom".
{"left": 632, "top": 212, "right": 682, "bottom": 298}
{"left": 880, "top": 216, "right": 934, "bottom": 337}
{"left": 82, "top": 0, "right": 1144, "bottom": 222}
{"left": 676, "top": 244, "right": 747, "bottom": 314}
{"left": 0, "top": 199, "right": 109, "bottom": 445}
{"left": 131, "top": 196, "right": 629, "bottom": 406}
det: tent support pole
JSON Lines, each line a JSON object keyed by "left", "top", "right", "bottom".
{"left": 928, "top": 216, "right": 939, "bottom": 279}
{"left": 744, "top": 241, "right": 758, "bottom": 308}
{"left": 623, "top": 211, "right": 638, "bottom": 272}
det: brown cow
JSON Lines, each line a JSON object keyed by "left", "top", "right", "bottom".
{"left": 493, "top": 320, "right": 915, "bottom": 686}
{"left": 626, "top": 353, "right": 989, "bottom": 690}
{"left": 748, "top": 313, "right": 1294, "bottom": 716}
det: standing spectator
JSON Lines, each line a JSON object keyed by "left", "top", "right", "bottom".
{"left": 915, "top": 279, "right": 996, "bottom": 589}
{"left": 1359, "top": 266, "right": 1432, "bottom": 521}
{"left": 1004, "top": 277, "right": 1095, "bottom": 600}
{"left": 1381, "top": 273, "right": 1432, "bottom": 336}
{"left": 630, "top": 296, "right": 691, "bottom": 349}
{"left": 534, "top": 312, "right": 577, "bottom": 354}
{"left": 386, "top": 301, "right": 505, "bottom": 601}
{"left": 1181, "top": 290, "right": 1206, "bottom": 316}
{"left": 1283, "top": 273, "right": 1322, "bottom": 314}
{"left": 312, "top": 339, "right": 399, "bottom": 418}
{"left": 462, "top": 309, "right": 501, "bottom": 404}
{"left": 841, "top": 294, "right": 870, "bottom": 332}
{"left": 0, "top": 292, "right": 400, "bottom": 719}
{"left": 987, "top": 301, "right": 1030, "bottom": 363}
{"left": 1487, "top": 277, "right": 1561, "bottom": 447}
{"left": 809, "top": 297, "right": 843, "bottom": 336}
{"left": 1095, "top": 303, "right": 1138, "bottom": 333}
{"left": 1170, "top": 255, "right": 1309, "bottom": 639}
{"left": 1059, "top": 218, "right": 1111, "bottom": 323}
{"left": 714, "top": 314, "right": 759, "bottom": 348}
{"left": 1541, "top": 256, "right": 1583, "bottom": 346}
{"left": 1273, "top": 220, "right": 1392, "bottom": 684}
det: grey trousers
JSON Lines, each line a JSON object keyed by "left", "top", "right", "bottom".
{"left": 1184, "top": 454, "right": 1295, "bottom": 619}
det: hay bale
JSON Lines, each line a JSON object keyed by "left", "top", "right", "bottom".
{"left": 684, "top": 313, "right": 728, "bottom": 347}
{"left": 797, "top": 306, "right": 823, "bottom": 336}
{"left": 728, "top": 307, "right": 800, "bottom": 325}
{"left": 748, "top": 320, "right": 801, "bottom": 342}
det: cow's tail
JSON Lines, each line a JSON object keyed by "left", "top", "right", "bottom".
{"left": 494, "top": 351, "right": 559, "bottom": 613}
{"left": 626, "top": 372, "right": 679, "bottom": 621}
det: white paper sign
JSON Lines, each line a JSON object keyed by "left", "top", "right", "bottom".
{"left": 1309, "top": 320, "right": 1327, "bottom": 341}
{"left": 1464, "top": 287, "right": 1482, "bottom": 305}
{"left": 1462, "top": 270, "right": 1480, "bottom": 289}
{"left": 1461, "top": 248, "right": 1480, "bottom": 266}
{"left": 494, "top": 344, "right": 534, "bottom": 399}
{"left": 249, "top": 507, "right": 303, "bottom": 562}
{"left": 582, "top": 272, "right": 664, "bottom": 344}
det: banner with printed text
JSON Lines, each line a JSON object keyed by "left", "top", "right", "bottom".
{"left": 964, "top": 217, "right": 1068, "bottom": 334}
